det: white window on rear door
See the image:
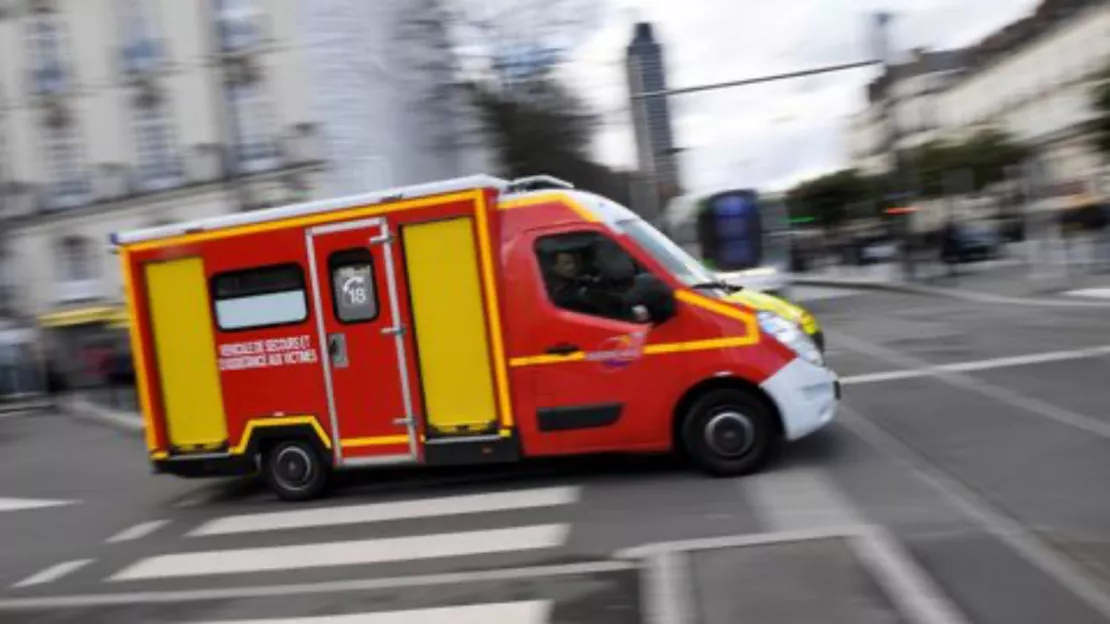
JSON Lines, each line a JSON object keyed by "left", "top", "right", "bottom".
{"left": 328, "top": 248, "right": 378, "bottom": 323}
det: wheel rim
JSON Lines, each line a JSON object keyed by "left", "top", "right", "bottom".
{"left": 273, "top": 446, "right": 314, "bottom": 491}
{"left": 704, "top": 410, "right": 755, "bottom": 458}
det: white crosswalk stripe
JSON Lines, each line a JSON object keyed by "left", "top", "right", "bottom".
{"left": 1064, "top": 287, "right": 1110, "bottom": 299}
{"left": 108, "top": 485, "right": 581, "bottom": 585}
{"left": 186, "top": 601, "right": 552, "bottom": 624}
{"left": 191, "top": 485, "right": 579, "bottom": 536}
{"left": 12, "top": 559, "right": 93, "bottom": 588}
{"left": 112, "top": 524, "right": 570, "bottom": 581}
{"left": 0, "top": 496, "right": 77, "bottom": 513}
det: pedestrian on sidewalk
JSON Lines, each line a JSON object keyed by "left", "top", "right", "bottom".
{"left": 107, "top": 346, "right": 135, "bottom": 409}
{"left": 44, "top": 358, "right": 68, "bottom": 410}
{"left": 940, "top": 219, "right": 960, "bottom": 281}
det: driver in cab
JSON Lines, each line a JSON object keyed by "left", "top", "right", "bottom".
{"left": 543, "top": 243, "right": 644, "bottom": 321}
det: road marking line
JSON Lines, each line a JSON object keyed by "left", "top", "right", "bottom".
{"left": 835, "top": 335, "right": 1110, "bottom": 440}
{"left": 744, "top": 465, "right": 861, "bottom": 533}
{"left": 619, "top": 526, "right": 967, "bottom": 624}
{"left": 112, "top": 524, "right": 570, "bottom": 581}
{"left": 851, "top": 527, "right": 970, "bottom": 624}
{"left": 0, "top": 497, "right": 77, "bottom": 513}
{"left": 173, "top": 493, "right": 214, "bottom": 508}
{"left": 191, "top": 486, "right": 579, "bottom": 537}
{"left": 1064, "top": 287, "right": 1110, "bottom": 299}
{"left": 840, "top": 344, "right": 1110, "bottom": 386}
{"left": 107, "top": 519, "right": 170, "bottom": 543}
{"left": 840, "top": 404, "right": 1110, "bottom": 620}
{"left": 11, "top": 560, "right": 93, "bottom": 588}
{"left": 186, "top": 601, "right": 552, "bottom": 624}
{"left": 0, "top": 561, "right": 634, "bottom": 609}
{"left": 643, "top": 550, "right": 695, "bottom": 624}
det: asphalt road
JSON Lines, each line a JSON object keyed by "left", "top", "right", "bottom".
{"left": 1, "top": 287, "right": 1109, "bottom": 623}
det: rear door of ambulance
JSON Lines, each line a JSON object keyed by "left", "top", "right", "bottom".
{"left": 136, "top": 254, "right": 229, "bottom": 455}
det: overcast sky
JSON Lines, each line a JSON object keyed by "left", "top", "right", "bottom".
{"left": 557, "top": 0, "right": 1040, "bottom": 195}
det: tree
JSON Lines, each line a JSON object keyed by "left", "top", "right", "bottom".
{"left": 402, "top": 0, "right": 629, "bottom": 200}
{"left": 786, "top": 169, "right": 879, "bottom": 229}
{"left": 908, "top": 129, "right": 1029, "bottom": 197}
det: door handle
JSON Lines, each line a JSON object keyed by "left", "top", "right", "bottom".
{"left": 328, "top": 333, "right": 349, "bottom": 368}
{"left": 545, "top": 342, "right": 581, "bottom": 356}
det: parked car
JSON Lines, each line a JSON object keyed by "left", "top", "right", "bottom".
{"left": 952, "top": 224, "right": 1003, "bottom": 262}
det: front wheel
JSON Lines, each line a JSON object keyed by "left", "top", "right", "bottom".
{"left": 263, "top": 439, "right": 330, "bottom": 501}
{"left": 681, "top": 388, "right": 780, "bottom": 477}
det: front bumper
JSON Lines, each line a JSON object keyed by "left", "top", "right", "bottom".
{"left": 759, "top": 357, "right": 839, "bottom": 441}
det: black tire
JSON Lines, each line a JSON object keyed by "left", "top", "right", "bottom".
{"left": 263, "top": 439, "right": 330, "bottom": 501}
{"left": 680, "top": 388, "right": 780, "bottom": 477}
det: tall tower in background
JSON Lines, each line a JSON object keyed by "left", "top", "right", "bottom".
{"left": 625, "top": 22, "right": 680, "bottom": 223}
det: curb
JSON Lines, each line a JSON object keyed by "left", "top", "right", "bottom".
{"left": 0, "top": 400, "right": 52, "bottom": 414}
{"left": 58, "top": 395, "right": 144, "bottom": 437}
{"left": 792, "top": 276, "right": 1110, "bottom": 308}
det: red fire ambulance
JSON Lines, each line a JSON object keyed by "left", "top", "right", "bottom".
{"left": 114, "top": 175, "right": 839, "bottom": 500}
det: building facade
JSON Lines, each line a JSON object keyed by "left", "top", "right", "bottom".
{"left": 626, "top": 21, "right": 680, "bottom": 223}
{"left": 846, "top": 48, "right": 968, "bottom": 177}
{"left": 936, "top": 0, "right": 1110, "bottom": 191}
{"left": 847, "top": 0, "right": 1110, "bottom": 199}
{"left": 0, "top": 0, "right": 490, "bottom": 391}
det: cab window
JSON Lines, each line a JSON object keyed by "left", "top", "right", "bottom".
{"left": 534, "top": 231, "right": 643, "bottom": 322}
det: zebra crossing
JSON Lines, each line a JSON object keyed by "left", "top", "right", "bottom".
{"left": 7, "top": 483, "right": 607, "bottom": 622}
{"left": 1, "top": 467, "right": 958, "bottom": 623}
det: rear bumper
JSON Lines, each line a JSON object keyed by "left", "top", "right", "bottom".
{"left": 760, "top": 357, "right": 839, "bottom": 441}
{"left": 153, "top": 454, "right": 257, "bottom": 478}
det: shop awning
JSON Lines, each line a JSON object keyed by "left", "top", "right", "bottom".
{"left": 38, "top": 305, "right": 129, "bottom": 329}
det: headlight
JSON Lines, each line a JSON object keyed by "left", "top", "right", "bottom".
{"left": 758, "top": 311, "right": 823, "bottom": 367}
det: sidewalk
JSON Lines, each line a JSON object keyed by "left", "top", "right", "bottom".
{"left": 794, "top": 243, "right": 1110, "bottom": 306}
{"left": 57, "top": 390, "right": 144, "bottom": 435}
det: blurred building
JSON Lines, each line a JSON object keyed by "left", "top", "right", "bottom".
{"left": 0, "top": 0, "right": 489, "bottom": 385}
{"left": 295, "top": 0, "right": 491, "bottom": 196}
{"left": 936, "top": 0, "right": 1110, "bottom": 193}
{"left": 626, "top": 21, "right": 681, "bottom": 223}
{"left": 847, "top": 48, "right": 969, "bottom": 176}
{"left": 847, "top": 0, "right": 1110, "bottom": 200}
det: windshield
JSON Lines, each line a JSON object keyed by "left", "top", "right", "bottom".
{"left": 618, "top": 218, "right": 715, "bottom": 287}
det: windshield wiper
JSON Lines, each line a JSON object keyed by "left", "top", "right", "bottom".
{"left": 690, "top": 280, "right": 741, "bottom": 293}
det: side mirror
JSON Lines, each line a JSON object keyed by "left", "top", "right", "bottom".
{"left": 628, "top": 273, "right": 676, "bottom": 324}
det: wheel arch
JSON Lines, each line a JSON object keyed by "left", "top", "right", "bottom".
{"left": 671, "top": 376, "right": 784, "bottom": 451}
{"left": 235, "top": 416, "right": 334, "bottom": 466}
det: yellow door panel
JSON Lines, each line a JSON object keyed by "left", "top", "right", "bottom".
{"left": 145, "top": 258, "right": 228, "bottom": 448}
{"left": 402, "top": 218, "right": 498, "bottom": 435}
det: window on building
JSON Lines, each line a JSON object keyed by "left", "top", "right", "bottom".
{"left": 134, "top": 104, "right": 179, "bottom": 189}
{"left": 55, "top": 236, "right": 96, "bottom": 281}
{"left": 28, "top": 17, "right": 69, "bottom": 94}
{"left": 534, "top": 231, "right": 645, "bottom": 322}
{"left": 328, "top": 249, "right": 378, "bottom": 323}
{"left": 216, "top": 0, "right": 261, "bottom": 51}
{"left": 118, "top": 0, "right": 163, "bottom": 74}
{"left": 212, "top": 264, "right": 307, "bottom": 331}
{"left": 227, "top": 78, "right": 277, "bottom": 172}
{"left": 44, "top": 123, "right": 87, "bottom": 208}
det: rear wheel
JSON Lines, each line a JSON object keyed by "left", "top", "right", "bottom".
{"left": 263, "top": 439, "right": 330, "bottom": 501}
{"left": 681, "top": 388, "right": 780, "bottom": 477}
